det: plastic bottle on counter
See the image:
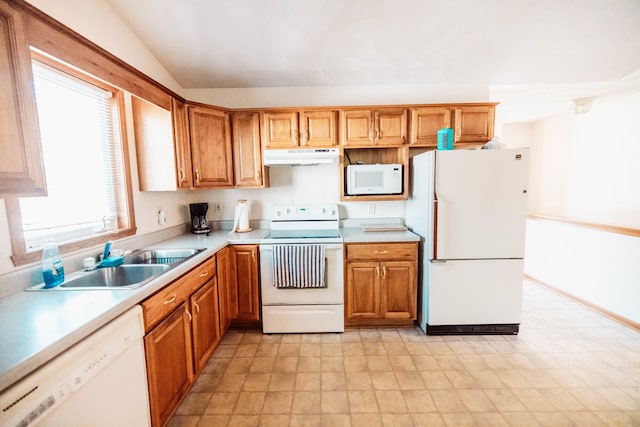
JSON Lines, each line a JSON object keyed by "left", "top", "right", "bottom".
{"left": 42, "top": 239, "right": 65, "bottom": 288}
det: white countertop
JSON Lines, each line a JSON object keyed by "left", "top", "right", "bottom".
{"left": 341, "top": 227, "right": 420, "bottom": 243}
{"left": 0, "top": 229, "right": 267, "bottom": 392}
{"left": 0, "top": 226, "right": 418, "bottom": 392}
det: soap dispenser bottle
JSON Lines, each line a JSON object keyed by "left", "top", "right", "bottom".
{"left": 42, "top": 240, "right": 64, "bottom": 288}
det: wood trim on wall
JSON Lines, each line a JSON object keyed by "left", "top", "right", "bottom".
{"left": 528, "top": 213, "right": 640, "bottom": 238}
{"left": 524, "top": 274, "right": 640, "bottom": 333}
{"left": 9, "top": 0, "right": 179, "bottom": 110}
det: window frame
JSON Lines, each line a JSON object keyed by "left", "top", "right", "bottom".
{"left": 7, "top": 51, "right": 136, "bottom": 267}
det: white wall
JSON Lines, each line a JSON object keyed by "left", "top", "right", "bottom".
{"left": 24, "top": 0, "right": 183, "bottom": 95}
{"left": 523, "top": 90, "right": 640, "bottom": 325}
{"left": 525, "top": 218, "right": 640, "bottom": 324}
{"left": 184, "top": 85, "right": 489, "bottom": 109}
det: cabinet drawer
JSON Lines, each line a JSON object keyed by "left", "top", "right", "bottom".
{"left": 346, "top": 243, "right": 417, "bottom": 261}
{"left": 142, "top": 256, "right": 216, "bottom": 331}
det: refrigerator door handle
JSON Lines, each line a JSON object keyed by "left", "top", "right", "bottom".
{"left": 433, "top": 193, "right": 438, "bottom": 260}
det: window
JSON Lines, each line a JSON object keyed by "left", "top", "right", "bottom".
{"left": 7, "top": 53, "right": 135, "bottom": 266}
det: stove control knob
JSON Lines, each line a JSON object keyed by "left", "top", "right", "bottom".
{"left": 276, "top": 210, "right": 282, "bottom": 216}
{"left": 321, "top": 208, "right": 326, "bottom": 214}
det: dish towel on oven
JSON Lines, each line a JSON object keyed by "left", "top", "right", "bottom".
{"left": 272, "top": 244, "right": 326, "bottom": 288}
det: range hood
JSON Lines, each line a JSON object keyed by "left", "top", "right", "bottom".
{"left": 263, "top": 148, "right": 339, "bottom": 166}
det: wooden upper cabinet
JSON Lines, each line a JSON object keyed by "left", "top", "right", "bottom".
{"left": 340, "top": 108, "right": 407, "bottom": 146}
{"left": 232, "top": 111, "right": 265, "bottom": 187}
{"left": 375, "top": 108, "right": 407, "bottom": 146}
{"left": 340, "top": 110, "right": 373, "bottom": 146}
{"left": 299, "top": 110, "right": 337, "bottom": 147}
{"left": 188, "top": 104, "right": 233, "bottom": 188}
{"left": 132, "top": 97, "right": 174, "bottom": 191}
{"left": 409, "top": 107, "right": 452, "bottom": 147}
{"left": 454, "top": 105, "right": 495, "bottom": 144}
{"left": 262, "top": 110, "right": 337, "bottom": 148}
{"left": 0, "top": 2, "right": 46, "bottom": 196}
{"left": 171, "top": 98, "right": 193, "bottom": 188}
{"left": 132, "top": 96, "right": 194, "bottom": 191}
{"left": 262, "top": 111, "right": 299, "bottom": 148}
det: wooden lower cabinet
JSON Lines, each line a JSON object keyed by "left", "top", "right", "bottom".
{"left": 346, "top": 262, "right": 381, "bottom": 319}
{"left": 345, "top": 242, "right": 418, "bottom": 326}
{"left": 191, "top": 279, "right": 221, "bottom": 374}
{"left": 230, "top": 244, "right": 261, "bottom": 326}
{"left": 380, "top": 261, "right": 417, "bottom": 319}
{"left": 144, "top": 304, "right": 194, "bottom": 427}
{"left": 216, "top": 246, "right": 237, "bottom": 334}
{"left": 142, "top": 256, "right": 221, "bottom": 427}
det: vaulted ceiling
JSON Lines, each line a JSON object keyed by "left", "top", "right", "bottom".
{"left": 105, "top": 0, "right": 640, "bottom": 121}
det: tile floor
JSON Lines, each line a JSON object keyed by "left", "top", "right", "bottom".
{"left": 168, "top": 281, "right": 640, "bottom": 426}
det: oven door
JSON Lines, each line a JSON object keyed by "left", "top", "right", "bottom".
{"left": 259, "top": 243, "right": 344, "bottom": 305}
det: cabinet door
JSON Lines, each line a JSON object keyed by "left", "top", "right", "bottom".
{"left": 300, "top": 110, "right": 337, "bottom": 147}
{"left": 171, "top": 98, "right": 193, "bottom": 188}
{"left": 381, "top": 261, "right": 417, "bottom": 319}
{"left": 345, "top": 261, "right": 381, "bottom": 319}
{"left": 132, "top": 97, "right": 177, "bottom": 191}
{"left": 0, "top": 2, "right": 46, "bottom": 196}
{"left": 216, "top": 246, "right": 237, "bottom": 333}
{"left": 191, "top": 279, "right": 221, "bottom": 374}
{"left": 409, "top": 107, "right": 451, "bottom": 146}
{"left": 340, "top": 110, "right": 374, "bottom": 146}
{"left": 375, "top": 108, "right": 407, "bottom": 145}
{"left": 232, "top": 111, "right": 264, "bottom": 187}
{"left": 262, "top": 112, "right": 299, "bottom": 148}
{"left": 144, "top": 304, "right": 194, "bottom": 427}
{"left": 188, "top": 105, "right": 233, "bottom": 187}
{"left": 454, "top": 106, "right": 495, "bottom": 144}
{"left": 232, "top": 245, "right": 260, "bottom": 321}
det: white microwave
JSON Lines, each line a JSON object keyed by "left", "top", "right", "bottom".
{"left": 346, "top": 164, "right": 403, "bottom": 195}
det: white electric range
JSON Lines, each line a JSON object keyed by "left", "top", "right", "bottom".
{"left": 259, "top": 203, "right": 344, "bottom": 333}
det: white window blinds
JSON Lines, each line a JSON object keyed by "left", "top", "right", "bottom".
{"left": 19, "top": 60, "right": 126, "bottom": 249}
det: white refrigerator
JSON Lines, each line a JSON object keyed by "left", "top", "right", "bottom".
{"left": 405, "top": 148, "right": 529, "bottom": 334}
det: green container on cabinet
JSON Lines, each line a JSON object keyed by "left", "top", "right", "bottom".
{"left": 437, "top": 128, "right": 454, "bottom": 150}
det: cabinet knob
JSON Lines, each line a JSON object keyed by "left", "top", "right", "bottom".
{"left": 374, "top": 250, "right": 388, "bottom": 254}
{"left": 163, "top": 294, "right": 177, "bottom": 305}
{"left": 200, "top": 271, "right": 209, "bottom": 278}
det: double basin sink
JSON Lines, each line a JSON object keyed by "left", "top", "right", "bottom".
{"left": 30, "top": 248, "right": 205, "bottom": 290}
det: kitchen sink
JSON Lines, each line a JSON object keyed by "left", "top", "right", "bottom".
{"left": 122, "top": 248, "right": 203, "bottom": 265}
{"left": 27, "top": 248, "right": 206, "bottom": 291}
{"left": 58, "top": 264, "right": 170, "bottom": 289}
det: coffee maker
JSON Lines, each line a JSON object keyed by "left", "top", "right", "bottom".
{"left": 189, "top": 203, "right": 211, "bottom": 235}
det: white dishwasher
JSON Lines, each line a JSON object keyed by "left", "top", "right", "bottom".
{"left": 0, "top": 305, "right": 150, "bottom": 427}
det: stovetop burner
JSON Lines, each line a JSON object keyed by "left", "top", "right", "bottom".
{"left": 260, "top": 203, "right": 342, "bottom": 245}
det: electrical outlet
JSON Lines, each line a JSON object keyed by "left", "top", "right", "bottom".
{"left": 367, "top": 204, "right": 375, "bottom": 217}
{"left": 157, "top": 209, "right": 166, "bottom": 225}
{"left": 213, "top": 202, "right": 221, "bottom": 214}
